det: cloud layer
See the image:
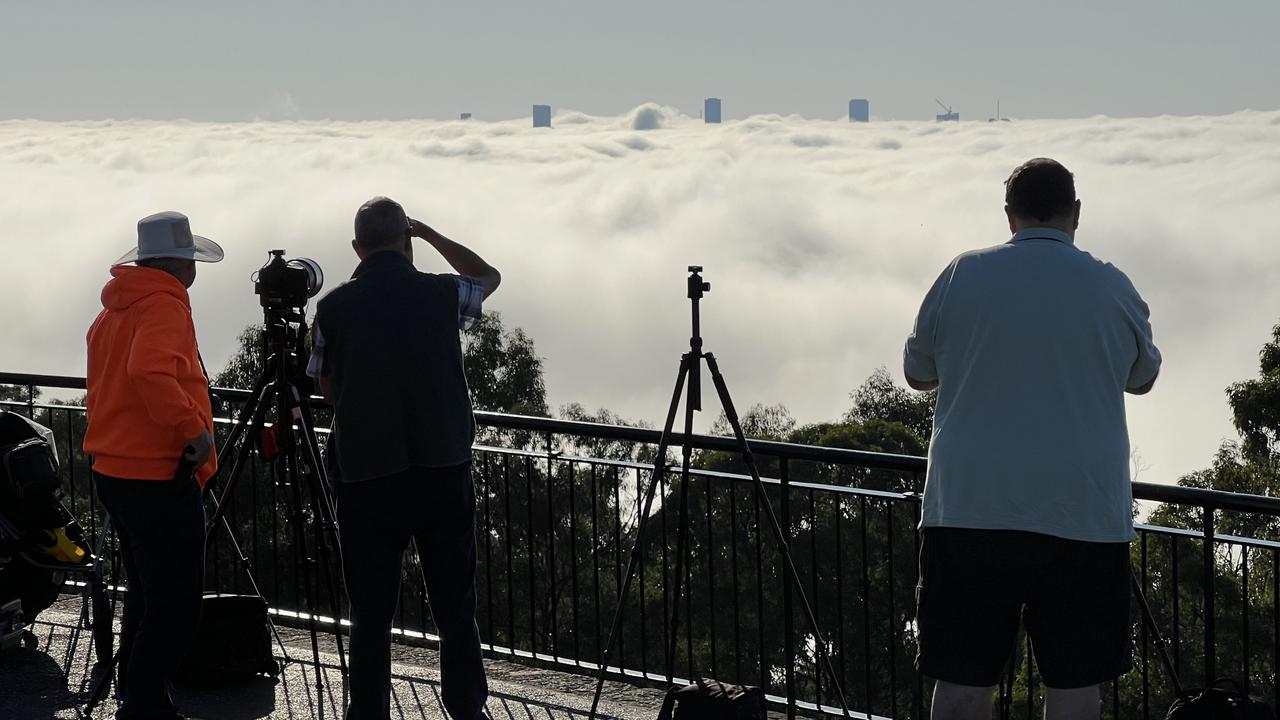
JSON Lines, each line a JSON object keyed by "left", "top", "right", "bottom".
{"left": 2, "top": 109, "right": 1279, "bottom": 484}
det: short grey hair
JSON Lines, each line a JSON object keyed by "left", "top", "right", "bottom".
{"left": 354, "top": 196, "right": 409, "bottom": 251}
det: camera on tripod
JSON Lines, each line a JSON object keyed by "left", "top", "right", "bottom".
{"left": 254, "top": 250, "right": 324, "bottom": 317}
{"left": 249, "top": 250, "right": 325, "bottom": 399}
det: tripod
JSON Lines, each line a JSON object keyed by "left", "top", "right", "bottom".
{"left": 589, "top": 267, "right": 851, "bottom": 719}
{"left": 203, "top": 310, "right": 349, "bottom": 699}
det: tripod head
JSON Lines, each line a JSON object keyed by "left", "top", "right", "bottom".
{"left": 687, "top": 266, "right": 710, "bottom": 300}
{"left": 687, "top": 266, "right": 710, "bottom": 348}
{"left": 685, "top": 266, "right": 711, "bottom": 411}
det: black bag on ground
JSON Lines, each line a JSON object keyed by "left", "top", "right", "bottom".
{"left": 657, "top": 677, "right": 766, "bottom": 720}
{"left": 175, "top": 594, "right": 279, "bottom": 685}
{"left": 1165, "top": 679, "right": 1275, "bottom": 720}
{"left": 1132, "top": 570, "right": 1275, "bottom": 719}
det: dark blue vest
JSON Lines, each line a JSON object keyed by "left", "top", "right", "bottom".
{"left": 315, "top": 251, "right": 473, "bottom": 482}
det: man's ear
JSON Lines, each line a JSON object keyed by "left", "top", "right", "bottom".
{"left": 1072, "top": 199, "right": 1082, "bottom": 230}
{"left": 1005, "top": 205, "right": 1017, "bottom": 233}
{"left": 351, "top": 239, "right": 367, "bottom": 260}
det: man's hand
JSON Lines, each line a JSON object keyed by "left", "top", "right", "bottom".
{"left": 182, "top": 429, "right": 214, "bottom": 466}
{"left": 406, "top": 216, "right": 501, "bottom": 299}
{"left": 408, "top": 217, "right": 438, "bottom": 242}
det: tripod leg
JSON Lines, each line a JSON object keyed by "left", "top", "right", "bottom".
{"left": 82, "top": 648, "right": 121, "bottom": 715}
{"left": 68, "top": 510, "right": 113, "bottom": 675}
{"left": 204, "top": 366, "right": 274, "bottom": 532}
{"left": 588, "top": 357, "right": 691, "bottom": 720}
{"left": 90, "top": 514, "right": 114, "bottom": 666}
{"left": 281, "top": 440, "right": 328, "bottom": 695}
{"left": 82, "top": 524, "right": 123, "bottom": 715}
{"left": 664, "top": 378, "right": 699, "bottom": 682}
{"left": 704, "top": 354, "right": 852, "bottom": 718}
{"left": 292, "top": 388, "right": 350, "bottom": 686}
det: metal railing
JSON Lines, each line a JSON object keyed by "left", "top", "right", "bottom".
{"left": 4, "top": 371, "right": 1279, "bottom": 719}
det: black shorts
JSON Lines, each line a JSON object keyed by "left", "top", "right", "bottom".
{"left": 915, "top": 527, "right": 1133, "bottom": 689}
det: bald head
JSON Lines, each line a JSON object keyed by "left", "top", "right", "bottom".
{"left": 354, "top": 196, "right": 410, "bottom": 252}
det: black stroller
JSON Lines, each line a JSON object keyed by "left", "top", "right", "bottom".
{"left": 0, "top": 409, "right": 96, "bottom": 652}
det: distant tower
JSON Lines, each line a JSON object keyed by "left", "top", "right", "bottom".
{"left": 532, "top": 105, "right": 552, "bottom": 128}
{"left": 704, "top": 98, "right": 722, "bottom": 124}
{"left": 460, "top": 112, "right": 473, "bottom": 120}
{"left": 849, "top": 98, "right": 870, "bottom": 122}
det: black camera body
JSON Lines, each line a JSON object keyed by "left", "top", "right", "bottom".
{"left": 255, "top": 250, "right": 323, "bottom": 313}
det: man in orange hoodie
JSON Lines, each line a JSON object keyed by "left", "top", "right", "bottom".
{"left": 85, "top": 211, "right": 224, "bottom": 720}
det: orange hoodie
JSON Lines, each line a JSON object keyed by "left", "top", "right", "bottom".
{"left": 84, "top": 265, "right": 217, "bottom": 487}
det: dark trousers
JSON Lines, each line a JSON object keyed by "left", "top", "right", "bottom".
{"left": 337, "top": 463, "right": 487, "bottom": 720}
{"left": 94, "top": 472, "right": 205, "bottom": 720}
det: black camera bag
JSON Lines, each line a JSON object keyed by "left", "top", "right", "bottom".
{"left": 1132, "top": 570, "right": 1275, "bottom": 719}
{"left": 175, "top": 594, "right": 279, "bottom": 685}
{"left": 656, "top": 677, "right": 766, "bottom": 720}
{"left": 1165, "top": 679, "right": 1275, "bottom": 720}
{"left": 0, "top": 411, "right": 67, "bottom": 536}
{"left": 0, "top": 437, "right": 60, "bottom": 500}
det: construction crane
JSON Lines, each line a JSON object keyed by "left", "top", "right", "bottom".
{"left": 935, "top": 98, "right": 959, "bottom": 122}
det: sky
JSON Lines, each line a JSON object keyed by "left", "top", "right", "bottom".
{"left": 2, "top": 109, "right": 1279, "bottom": 489}
{"left": 2, "top": 1, "right": 1278, "bottom": 122}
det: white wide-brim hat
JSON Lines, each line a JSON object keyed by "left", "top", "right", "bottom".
{"left": 114, "top": 211, "right": 225, "bottom": 265}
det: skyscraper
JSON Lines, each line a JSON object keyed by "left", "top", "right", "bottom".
{"left": 460, "top": 112, "right": 473, "bottom": 120}
{"left": 849, "top": 98, "right": 869, "bottom": 122}
{"left": 704, "top": 98, "right": 722, "bottom": 124}
{"left": 533, "top": 105, "right": 552, "bottom": 128}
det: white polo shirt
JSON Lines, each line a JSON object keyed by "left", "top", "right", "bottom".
{"left": 904, "top": 228, "right": 1161, "bottom": 543}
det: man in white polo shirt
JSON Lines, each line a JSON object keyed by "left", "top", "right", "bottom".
{"left": 904, "top": 158, "right": 1161, "bottom": 720}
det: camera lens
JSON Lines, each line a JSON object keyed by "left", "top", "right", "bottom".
{"left": 286, "top": 258, "right": 325, "bottom": 298}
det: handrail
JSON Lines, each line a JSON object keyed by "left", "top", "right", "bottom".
{"left": 6, "top": 370, "right": 1280, "bottom": 517}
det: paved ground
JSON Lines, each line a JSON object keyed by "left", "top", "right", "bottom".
{"left": 0, "top": 597, "right": 668, "bottom": 720}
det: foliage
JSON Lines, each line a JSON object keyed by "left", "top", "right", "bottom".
{"left": 210, "top": 325, "right": 267, "bottom": 392}
{"left": 464, "top": 312, "right": 548, "bottom": 418}
{"left": 0, "top": 384, "right": 40, "bottom": 404}
{"left": 709, "top": 403, "right": 797, "bottom": 441}
{"left": 558, "top": 402, "right": 654, "bottom": 463}
{"left": 844, "top": 366, "right": 936, "bottom": 441}
{"left": 1226, "top": 322, "right": 1280, "bottom": 464}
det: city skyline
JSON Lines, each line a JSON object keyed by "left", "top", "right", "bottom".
{"left": 2, "top": 1, "right": 1276, "bottom": 122}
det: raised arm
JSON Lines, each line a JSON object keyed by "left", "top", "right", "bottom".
{"left": 409, "top": 218, "right": 501, "bottom": 299}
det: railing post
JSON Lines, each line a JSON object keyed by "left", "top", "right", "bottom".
{"left": 1203, "top": 506, "right": 1216, "bottom": 684}
{"left": 781, "top": 457, "right": 795, "bottom": 720}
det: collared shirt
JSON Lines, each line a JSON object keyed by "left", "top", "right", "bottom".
{"left": 904, "top": 227, "right": 1161, "bottom": 542}
{"left": 307, "top": 274, "right": 483, "bottom": 380}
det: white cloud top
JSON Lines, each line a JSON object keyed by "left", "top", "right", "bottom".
{"left": 2, "top": 108, "right": 1278, "bottom": 484}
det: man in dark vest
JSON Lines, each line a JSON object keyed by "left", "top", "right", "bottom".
{"left": 307, "top": 196, "right": 501, "bottom": 720}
